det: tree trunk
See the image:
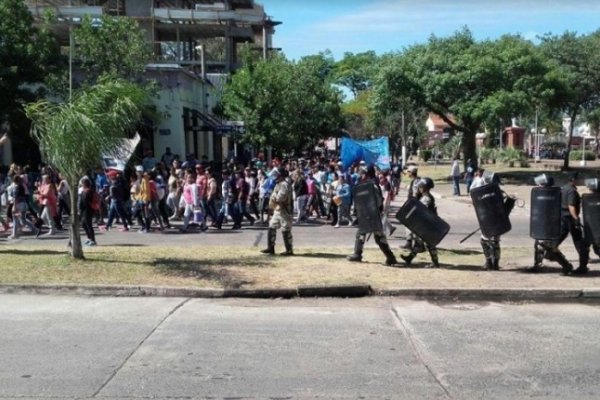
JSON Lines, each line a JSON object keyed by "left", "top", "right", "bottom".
{"left": 461, "top": 129, "right": 477, "bottom": 167}
{"left": 68, "top": 179, "right": 84, "bottom": 259}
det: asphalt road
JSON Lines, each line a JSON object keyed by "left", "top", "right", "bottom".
{"left": 1, "top": 295, "right": 600, "bottom": 399}
{"left": 0, "top": 183, "right": 535, "bottom": 251}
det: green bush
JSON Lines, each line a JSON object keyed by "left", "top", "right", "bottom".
{"left": 479, "top": 148, "right": 497, "bottom": 163}
{"left": 421, "top": 149, "right": 432, "bottom": 162}
{"left": 498, "top": 148, "right": 526, "bottom": 165}
{"left": 569, "top": 150, "right": 597, "bottom": 161}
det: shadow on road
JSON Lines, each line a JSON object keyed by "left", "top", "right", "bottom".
{"left": 298, "top": 252, "right": 348, "bottom": 259}
{"left": 440, "top": 248, "right": 481, "bottom": 256}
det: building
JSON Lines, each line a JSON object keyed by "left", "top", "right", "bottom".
{"left": 425, "top": 113, "right": 455, "bottom": 146}
{"left": 25, "top": 0, "right": 279, "bottom": 163}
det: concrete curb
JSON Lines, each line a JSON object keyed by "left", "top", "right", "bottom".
{"left": 375, "top": 287, "right": 585, "bottom": 301}
{"left": 2, "top": 283, "right": 600, "bottom": 301}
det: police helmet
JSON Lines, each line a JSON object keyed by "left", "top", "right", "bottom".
{"left": 585, "top": 178, "right": 599, "bottom": 192}
{"left": 417, "top": 177, "right": 434, "bottom": 190}
{"left": 534, "top": 173, "right": 554, "bottom": 187}
{"left": 482, "top": 171, "right": 501, "bottom": 185}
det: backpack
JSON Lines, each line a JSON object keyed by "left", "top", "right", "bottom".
{"left": 90, "top": 189, "right": 101, "bottom": 211}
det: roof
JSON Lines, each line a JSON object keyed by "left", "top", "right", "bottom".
{"left": 428, "top": 113, "right": 455, "bottom": 128}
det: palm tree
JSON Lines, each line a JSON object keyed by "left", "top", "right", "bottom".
{"left": 25, "top": 79, "right": 150, "bottom": 259}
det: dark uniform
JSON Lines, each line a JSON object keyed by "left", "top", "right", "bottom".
{"left": 582, "top": 178, "right": 600, "bottom": 269}
{"left": 347, "top": 166, "right": 397, "bottom": 266}
{"left": 560, "top": 176, "right": 588, "bottom": 273}
{"left": 402, "top": 167, "right": 420, "bottom": 249}
{"left": 529, "top": 175, "right": 573, "bottom": 274}
{"left": 400, "top": 178, "right": 440, "bottom": 268}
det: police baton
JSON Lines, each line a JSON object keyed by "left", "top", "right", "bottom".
{"left": 460, "top": 227, "right": 481, "bottom": 243}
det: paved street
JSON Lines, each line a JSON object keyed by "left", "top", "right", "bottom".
{"left": 0, "top": 181, "right": 540, "bottom": 250}
{"left": 2, "top": 294, "right": 600, "bottom": 399}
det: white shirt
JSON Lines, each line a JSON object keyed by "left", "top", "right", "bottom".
{"left": 451, "top": 160, "right": 461, "bottom": 177}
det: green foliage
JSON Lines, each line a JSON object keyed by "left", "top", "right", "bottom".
{"left": 333, "top": 51, "right": 378, "bottom": 96}
{"left": 74, "top": 15, "right": 152, "bottom": 83}
{"left": 442, "top": 133, "right": 463, "bottom": 159}
{"left": 498, "top": 147, "right": 527, "bottom": 165}
{"left": 222, "top": 53, "right": 344, "bottom": 153}
{"left": 420, "top": 149, "right": 432, "bottom": 162}
{"left": 0, "top": 0, "right": 59, "bottom": 130}
{"left": 479, "top": 147, "right": 498, "bottom": 163}
{"left": 540, "top": 30, "right": 600, "bottom": 168}
{"left": 26, "top": 79, "right": 151, "bottom": 180}
{"left": 372, "top": 28, "right": 551, "bottom": 165}
{"left": 569, "top": 150, "right": 597, "bottom": 161}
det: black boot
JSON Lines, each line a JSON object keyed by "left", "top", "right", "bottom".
{"left": 380, "top": 243, "right": 398, "bottom": 266}
{"left": 426, "top": 248, "right": 440, "bottom": 268}
{"left": 527, "top": 243, "right": 545, "bottom": 273}
{"left": 347, "top": 237, "right": 364, "bottom": 262}
{"left": 261, "top": 228, "right": 277, "bottom": 255}
{"left": 554, "top": 250, "right": 573, "bottom": 275}
{"left": 573, "top": 266, "right": 589, "bottom": 275}
{"left": 491, "top": 241, "right": 501, "bottom": 270}
{"left": 281, "top": 230, "right": 294, "bottom": 256}
{"left": 481, "top": 239, "right": 493, "bottom": 270}
{"left": 375, "top": 235, "right": 397, "bottom": 266}
{"left": 400, "top": 252, "right": 415, "bottom": 266}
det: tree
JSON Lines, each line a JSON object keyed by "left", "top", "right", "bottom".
{"left": 540, "top": 31, "right": 600, "bottom": 169}
{"left": 341, "top": 91, "right": 373, "bottom": 138}
{"left": 373, "top": 29, "right": 550, "bottom": 164}
{"left": 74, "top": 15, "right": 153, "bottom": 84}
{"left": 334, "top": 51, "right": 378, "bottom": 96}
{"left": 25, "top": 80, "right": 151, "bottom": 259}
{"left": 221, "top": 51, "right": 344, "bottom": 154}
{"left": 0, "top": 0, "right": 59, "bottom": 161}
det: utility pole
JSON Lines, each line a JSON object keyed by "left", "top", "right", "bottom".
{"left": 401, "top": 110, "right": 406, "bottom": 165}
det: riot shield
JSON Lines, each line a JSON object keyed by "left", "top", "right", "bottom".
{"left": 530, "top": 186, "right": 562, "bottom": 241}
{"left": 583, "top": 192, "right": 600, "bottom": 246}
{"left": 352, "top": 181, "right": 383, "bottom": 234}
{"left": 470, "top": 183, "right": 511, "bottom": 237}
{"left": 396, "top": 198, "right": 450, "bottom": 247}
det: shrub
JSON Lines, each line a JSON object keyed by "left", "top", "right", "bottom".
{"left": 498, "top": 148, "right": 526, "bottom": 165}
{"left": 479, "top": 148, "right": 497, "bottom": 163}
{"left": 569, "top": 150, "right": 597, "bottom": 161}
{"left": 421, "top": 149, "right": 432, "bottom": 162}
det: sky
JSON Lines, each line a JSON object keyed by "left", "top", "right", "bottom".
{"left": 259, "top": 0, "right": 600, "bottom": 61}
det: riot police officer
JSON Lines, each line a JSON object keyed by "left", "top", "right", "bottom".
{"left": 575, "top": 178, "right": 600, "bottom": 275}
{"left": 400, "top": 177, "right": 440, "bottom": 268}
{"left": 401, "top": 165, "right": 420, "bottom": 249}
{"left": 261, "top": 167, "right": 294, "bottom": 256}
{"left": 346, "top": 165, "right": 398, "bottom": 266}
{"left": 470, "top": 171, "right": 512, "bottom": 270}
{"left": 528, "top": 174, "right": 573, "bottom": 274}
{"left": 560, "top": 172, "right": 588, "bottom": 274}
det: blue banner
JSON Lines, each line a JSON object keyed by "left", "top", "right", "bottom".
{"left": 341, "top": 137, "right": 391, "bottom": 171}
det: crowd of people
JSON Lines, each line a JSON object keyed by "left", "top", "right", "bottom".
{"left": 0, "top": 154, "right": 404, "bottom": 247}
